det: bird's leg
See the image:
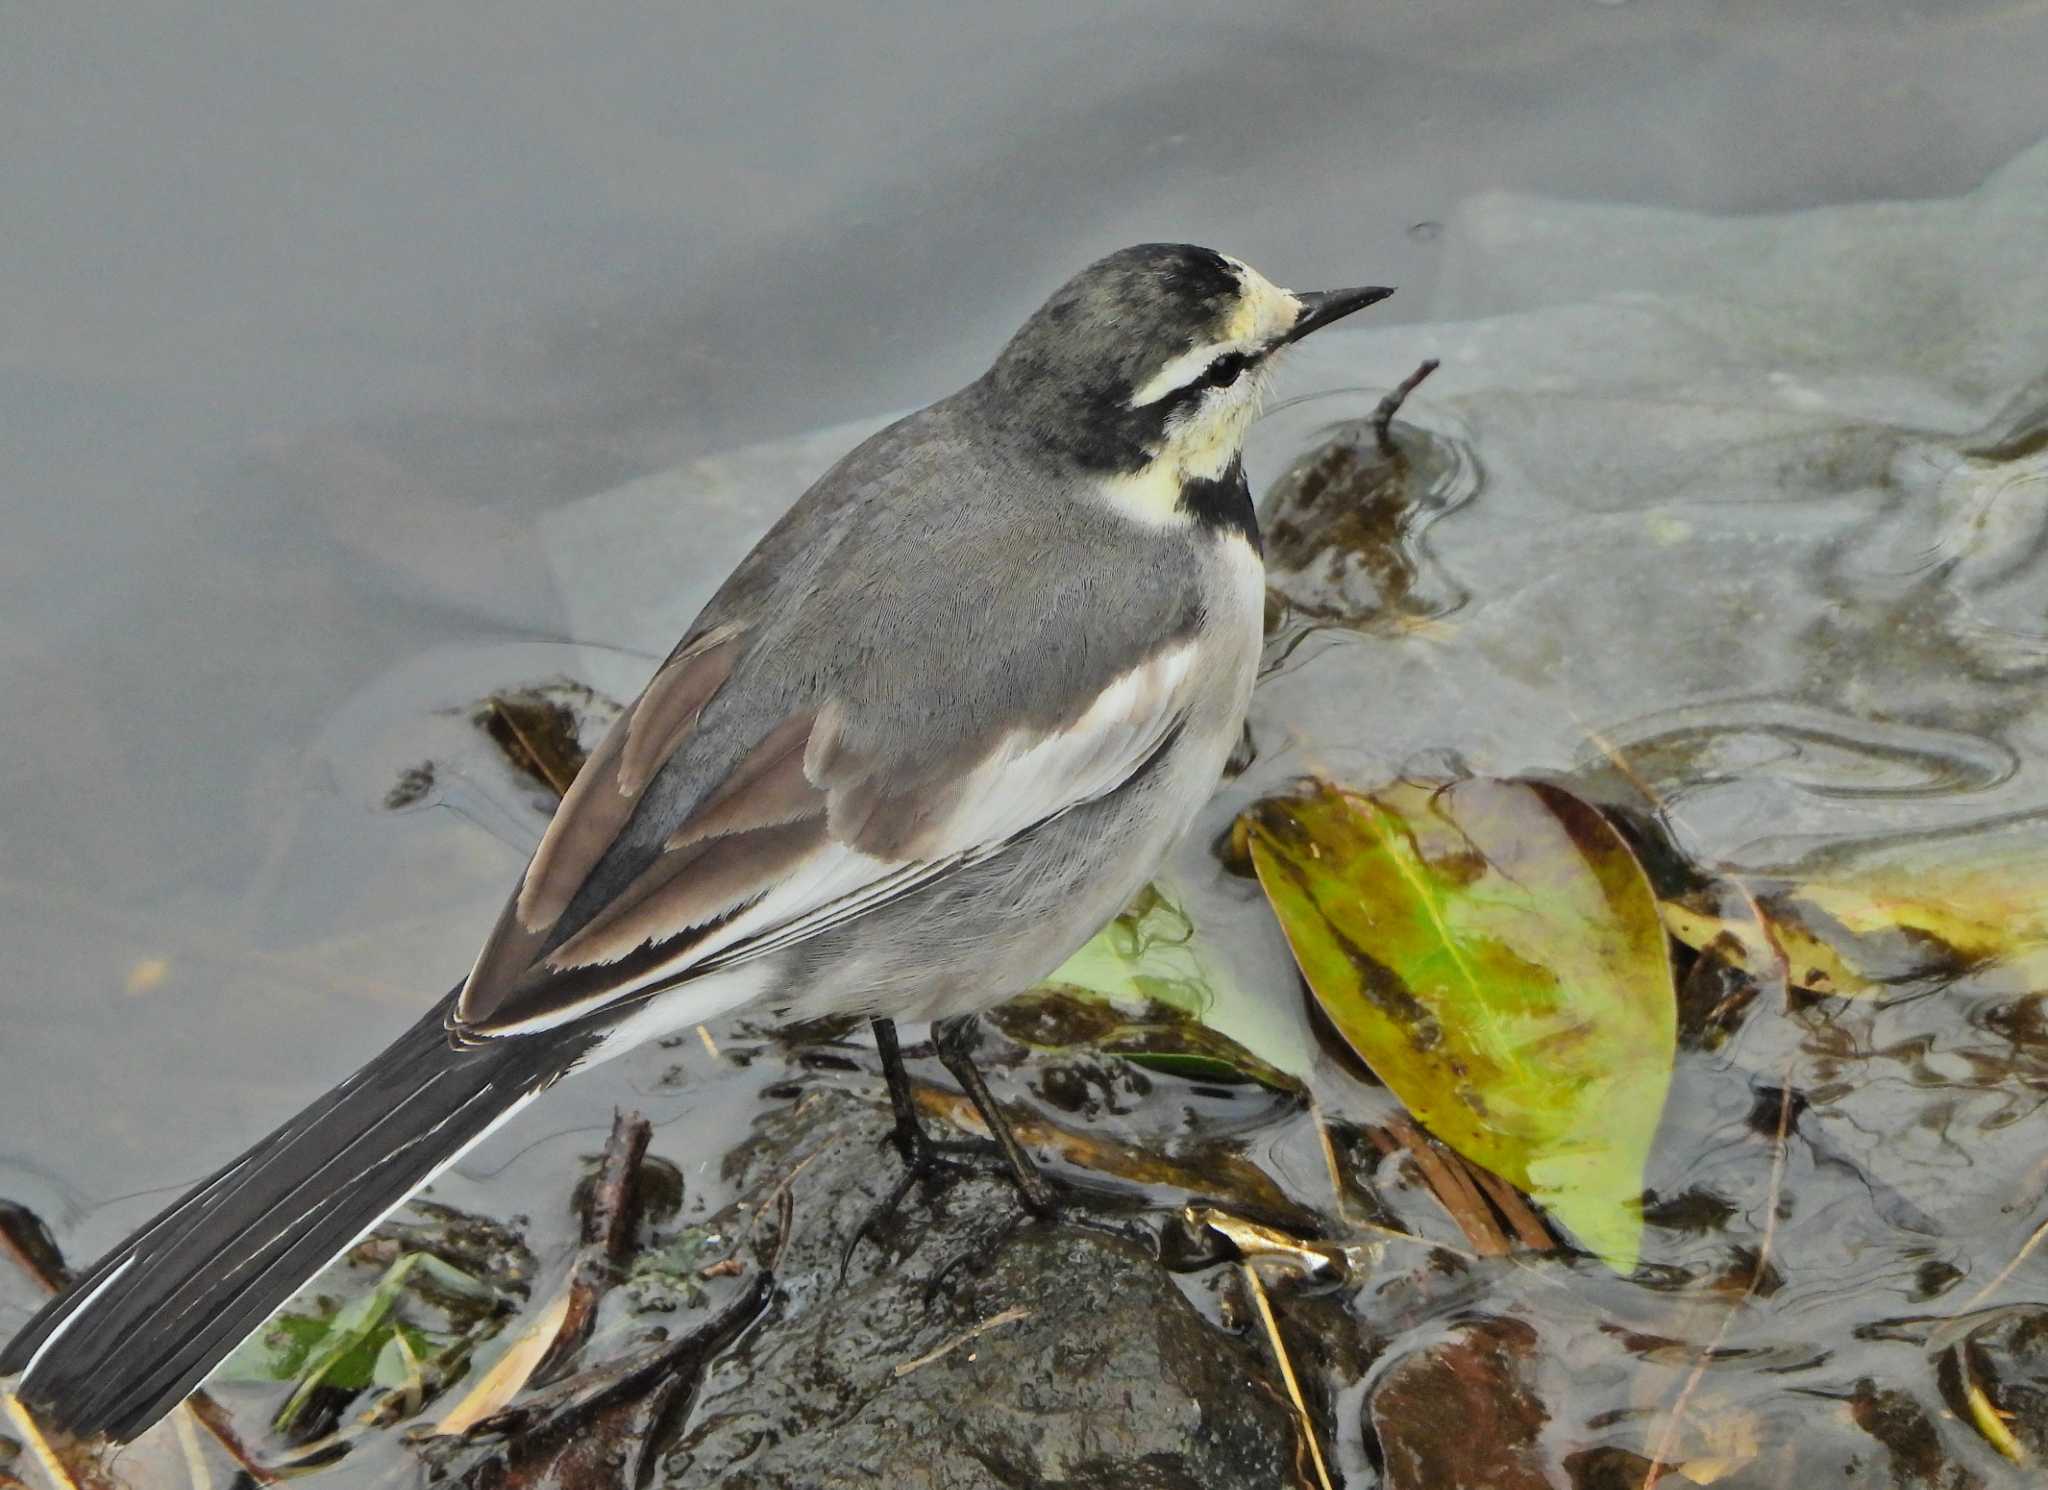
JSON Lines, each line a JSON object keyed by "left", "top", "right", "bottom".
{"left": 870, "top": 1016, "right": 939, "bottom": 1167}
{"left": 931, "top": 1015, "right": 1057, "bottom": 1218}
{"left": 843, "top": 1018, "right": 976, "bottom": 1277}
{"left": 842, "top": 1016, "right": 1057, "bottom": 1278}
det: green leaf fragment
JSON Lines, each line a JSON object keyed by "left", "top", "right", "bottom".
{"left": 217, "top": 1313, "right": 330, "bottom": 1384}
{"left": 260, "top": 1250, "right": 484, "bottom": 1430}
{"left": 1246, "top": 778, "right": 1675, "bottom": 1272}
{"left": 1036, "top": 880, "right": 1313, "bottom": 1083}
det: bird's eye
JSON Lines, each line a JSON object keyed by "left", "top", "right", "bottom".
{"left": 1197, "top": 352, "right": 1252, "bottom": 391}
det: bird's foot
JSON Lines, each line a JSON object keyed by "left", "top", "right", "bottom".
{"left": 839, "top": 1016, "right": 1061, "bottom": 1280}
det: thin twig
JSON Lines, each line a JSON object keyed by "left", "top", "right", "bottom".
{"left": 1579, "top": 721, "right": 1801, "bottom": 1490}
{"left": 2, "top": 1394, "right": 84, "bottom": 1490}
{"left": 532, "top": 1110, "right": 652, "bottom": 1385}
{"left": 1243, "top": 1264, "right": 1335, "bottom": 1490}
{"left": 892, "top": 1307, "right": 1032, "bottom": 1378}
{"left": 1371, "top": 359, "right": 1440, "bottom": 457}
{"left": 1468, "top": 1164, "right": 1555, "bottom": 1252}
{"left": 769, "top": 1175, "right": 796, "bottom": 1275}
{"left": 1640, "top": 1073, "right": 1792, "bottom": 1487}
{"left": 1957, "top": 1343, "right": 2027, "bottom": 1464}
{"left": 173, "top": 1405, "right": 214, "bottom": 1490}
{"left": 486, "top": 696, "right": 576, "bottom": 797}
{"left": 1380, "top": 1120, "right": 1511, "bottom": 1256}
{"left": 743, "top": 1149, "right": 821, "bottom": 1255}
{"left": 1957, "top": 1212, "right": 2048, "bottom": 1316}
{"left": 181, "top": 1394, "right": 277, "bottom": 1485}
{"left": 1313, "top": 1105, "right": 1359, "bottom": 1226}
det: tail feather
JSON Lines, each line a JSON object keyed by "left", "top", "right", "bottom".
{"left": 2, "top": 992, "right": 596, "bottom": 1443}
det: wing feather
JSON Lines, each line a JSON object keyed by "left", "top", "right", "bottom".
{"left": 455, "top": 636, "right": 1200, "bottom": 1037}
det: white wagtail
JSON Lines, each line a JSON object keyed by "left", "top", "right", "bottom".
{"left": 2, "top": 244, "right": 1390, "bottom": 1442}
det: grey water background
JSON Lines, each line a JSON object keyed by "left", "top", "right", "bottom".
{"left": 8, "top": 1, "right": 2048, "bottom": 1464}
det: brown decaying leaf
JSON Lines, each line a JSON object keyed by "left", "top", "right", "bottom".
{"left": 478, "top": 689, "right": 593, "bottom": 798}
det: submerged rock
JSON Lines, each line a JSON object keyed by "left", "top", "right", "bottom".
{"left": 1369, "top": 1317, "right": 1554, "bottom": 1490}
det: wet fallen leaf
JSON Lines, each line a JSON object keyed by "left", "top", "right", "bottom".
{"left": 1037, "top": 880, "right": 1312, "bottom": 1081}
{"left": 987, "top": 990, "right": 1299, "bottom": 1092}
{"left": 473, "top": 682, "right": 613, "bottom": 800}
{"left": 218, "top": 1251, "right": 493, "bottom": 1432}
{"left": 1960, "top": 1356, "right": 2027, "bottom": 1465}
{"left": 1245, "top": 778, "right": 1675, "bottom": 1271}
{"left": 434, "top": 1294, "right": 572, "bottom": 1437}
{"left": 1664, "top": 830, "right": 2048, "bottom": 996}
{"left": 1659, "top": 896, "right": 1865, "bottom": 996}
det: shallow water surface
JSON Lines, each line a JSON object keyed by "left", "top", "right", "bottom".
{"left": 8, "top": 5, "right": 2048, "bottom": 1485}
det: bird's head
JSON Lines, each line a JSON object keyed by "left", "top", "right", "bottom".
{"left": 978, "top": 243, "right": 1392, "bottom": 527}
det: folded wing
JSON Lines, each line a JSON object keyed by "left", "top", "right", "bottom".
{"left": 455, "top": 627, "right": 1199, "bottom": 1036}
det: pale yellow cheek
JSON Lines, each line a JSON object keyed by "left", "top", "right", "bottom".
{"left": 1220, "top": 259, "right": 1300, "bottom": 344}
{"left": 1099, "top": 378, "right": 1265, "bottom": 527}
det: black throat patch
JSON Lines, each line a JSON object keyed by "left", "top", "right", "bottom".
{"left": 1179, "top": 455, "right": 1259, "bottom": 552}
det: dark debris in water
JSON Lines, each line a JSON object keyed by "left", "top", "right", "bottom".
{"left": 1258, "top": 363, "right": 1473, "bottom": 632}
{"left": 382, "top": 760, "right": 437, "bottom": 810}
{"left": 475, "top": 683, "right": 601, "bottom": 797}
{"left": 384, "top": 675, "right": 618, "bottom": 817}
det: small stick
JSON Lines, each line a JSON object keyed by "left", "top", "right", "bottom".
{"left": 1243, "top": 1263, "right": 1335, "bottom": 1490}
{"left": 1640, "top": 1068, "right": 1793, "bottom": 1487}
{"left": 532, "top": 1109, "right": 652, "bottom": 1385}
{"left": 486, "top": 697, "right": 576, "bottom": 798}
{"left": 1468, "top": 1164, "right": 1555, "bottom": 1252}
{"left": 173, "top": 1405, "right": 214, "bottom": 1490}
{"left": 1371, "top": 359, "right": 1440, "bottom": 457}
{"left": 181, "top": 1393, "right": 279, "bottom": 1485}
{"left": 2, "top": 1394, "right": 92, "bottom": 1490}
{"left": 892, "top": 1307, "right": 1032, "bottom": 1378}
{"left": 1956, "top": 1212, "right": 2048, "bottom": 1316}
{"left": 1386, "top": 1120, "right": 1510, "bottom": 1256}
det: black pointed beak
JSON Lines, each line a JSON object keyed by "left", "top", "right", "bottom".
{"left": 1282, "top": 285, "right": 1395, "bottom": 345}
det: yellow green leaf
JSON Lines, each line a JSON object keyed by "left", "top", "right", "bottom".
{"left": 1245, "top": 778, "right": 1675, "bottom": 1271}
{"left": 1658, "top": 897, "right": 1871, "bottom": 997}
{"left": 1662, "top": 828, "right": 2048, "bottom": 996}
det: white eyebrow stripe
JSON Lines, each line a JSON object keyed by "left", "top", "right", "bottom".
{"left": 1128, "top": 259, "right": 1303, "bottom": 408}
{"left": 1127, "top": 340, "right": 1255, "bottom": 408}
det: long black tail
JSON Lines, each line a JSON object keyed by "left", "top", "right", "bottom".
{"left": 1, "top": 992, "right": 598, "bottom": 1443}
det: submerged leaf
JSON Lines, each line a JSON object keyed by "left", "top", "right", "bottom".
{"left": 1660, "top": 896, "right": 1868, "bottom": 996}
{"left": 264, "top": 1250, "right": 483, "bottom": 1430}
{"left": 988, "top": 990, "right": 1299, "bottom": 1092}
{"left": 217, "top": 1313, "right": 330, "bottom": 1384}
{"left": 1664, "top": 830, "right": 2048, "bottom": 996}
{"left": 1037, "top": 880, "right": 1312, "bottom": 1082}
{"left": 1245, "top": 778, "right": 1675, "bottom": 1271}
